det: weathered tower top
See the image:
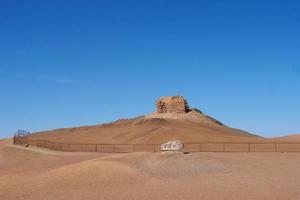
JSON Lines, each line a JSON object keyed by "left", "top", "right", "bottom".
{"left": 156, "top": 96, "right": 190, "bottom": 114}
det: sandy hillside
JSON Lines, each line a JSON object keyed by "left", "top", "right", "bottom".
{"left": 1, "top": 139, "right": 300, "bottom": 200}
{"left": 28, "top": 109, "right": 264, "bottom": 144}
{"left": 270, "top": 134, "right": 300, "bottom": 142}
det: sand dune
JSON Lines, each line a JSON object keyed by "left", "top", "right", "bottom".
{"left": 1, "top": 139, "right": 300, "bottom": 200}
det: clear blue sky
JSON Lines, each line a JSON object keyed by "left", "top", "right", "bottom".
{"left": 1, "top": 0, "right": 300, "bottom": 138}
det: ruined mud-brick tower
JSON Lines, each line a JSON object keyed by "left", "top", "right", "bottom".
{"left": 156, "top": 96, "right": 190, "bottom": 114}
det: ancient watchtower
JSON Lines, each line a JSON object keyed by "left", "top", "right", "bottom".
{"left": 156, "top": 96, "right": 190, "bottom": 114}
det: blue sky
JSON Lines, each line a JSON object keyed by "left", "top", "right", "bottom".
{"left": 1, "top": 0, "right": 300, "bottom": 138}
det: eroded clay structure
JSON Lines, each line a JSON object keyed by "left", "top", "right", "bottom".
{"left": 156, "top": 96, "right": 190, "bottom": 114}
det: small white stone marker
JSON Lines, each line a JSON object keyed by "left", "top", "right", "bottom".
{"left": 161, "top": 141, "right": 184, "bottom": 151}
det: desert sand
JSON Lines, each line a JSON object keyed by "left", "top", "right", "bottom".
{"left": 1, "top": 139, "right": 300, "bottom": 200}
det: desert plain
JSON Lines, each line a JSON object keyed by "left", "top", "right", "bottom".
{"left": 1, "top": 138, "right": 300, "bottom": 200}
{"left": 1, "top": 96, "right": 300, "bottom": 200}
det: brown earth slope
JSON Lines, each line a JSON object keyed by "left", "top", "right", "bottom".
{"left": 28, "top": 109, "right": 264, "bottom": 144}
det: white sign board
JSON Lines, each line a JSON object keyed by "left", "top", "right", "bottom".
{"left": 161, "top": 141, "right": 184, "bottom": 151}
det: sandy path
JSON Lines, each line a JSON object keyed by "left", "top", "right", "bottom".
{"left": 1, "top": 141, "right": 300, "bottom": 200}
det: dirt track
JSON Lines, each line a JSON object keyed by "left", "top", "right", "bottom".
{"left": 1, "top": 139, "right": 300, "bottom": 200}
